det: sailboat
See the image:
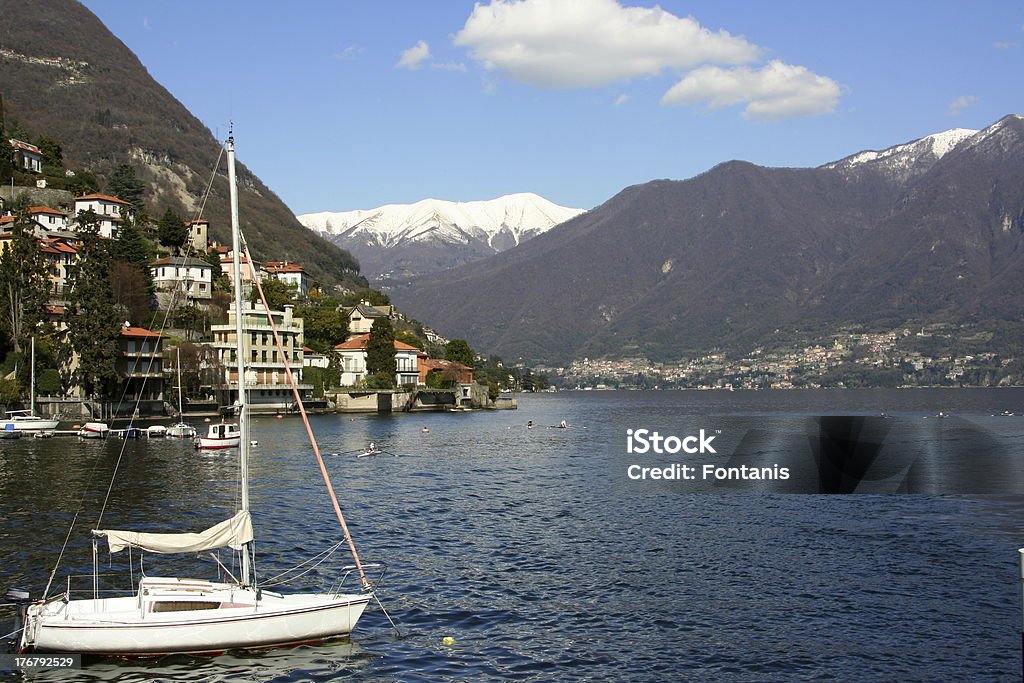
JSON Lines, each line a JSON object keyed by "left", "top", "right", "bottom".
{"left": 0, "top": 337, "right": 60, "bottom": 433}
{"left": 16, "top": 135, "right": 378, "bottom": 655}
{"left": 166, "top": 348, "right": 196, "bottom": 439}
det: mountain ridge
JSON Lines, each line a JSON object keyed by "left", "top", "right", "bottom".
{"left": 298, "top": 192, "right": 585, "bottom": 282}
{"left": 0, "top": 0, "right": 363, "bottom": 289}
{"left": 390, "top": 115, "right": 1024, "bottom": 365}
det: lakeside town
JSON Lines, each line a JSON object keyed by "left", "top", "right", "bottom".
{"left": 0, "top": 134, "right": 510, "bottom": 420}
{"left": 548, "top": 325, "right": 1021, "bottom": 390}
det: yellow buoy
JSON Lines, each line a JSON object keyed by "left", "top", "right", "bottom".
{"left": 441, "top": 636, "right": 456, "bottom": 646}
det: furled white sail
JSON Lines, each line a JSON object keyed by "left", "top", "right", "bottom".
{"left": 93, "top": 510, "right": 253, "bottom": 554}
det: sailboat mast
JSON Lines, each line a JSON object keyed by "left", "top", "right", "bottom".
{"left": 176, "top": 348, "right": 184, "bottom": 418}
{"left": 30, "top": 336, "right": 35, "bottom": 416}
{"left": 227, "top": 135, "right": 252, "bottom": 586}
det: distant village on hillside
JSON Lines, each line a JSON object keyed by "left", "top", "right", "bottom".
{"left": 0, "top": 134, "right": 536, "bottom": 420}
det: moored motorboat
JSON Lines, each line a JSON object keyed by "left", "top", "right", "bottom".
{"left": 78, "top": 422, "right": 109, "bottom": 438}
{"left": 194, "top": 422, "right": 240, "bottom": 450}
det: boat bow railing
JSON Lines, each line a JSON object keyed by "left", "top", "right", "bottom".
{"left": 331, "top": 562, "right": 387, "bottom": 596}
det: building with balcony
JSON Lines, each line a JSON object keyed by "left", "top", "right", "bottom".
{"left": 334, "top": 334, "right": 419, "bottom": 387}
{"left": 210, "top": 302, "right": 311, "bottom": 411}
{"left": 117, "top": 325, "right": 165, "bottom": 416}
{"left": 150, "top": 255, "right": 213, "bottom": 307}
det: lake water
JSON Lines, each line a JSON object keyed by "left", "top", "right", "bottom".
{"left": 2, "top": 388, "right": 1024, "bottom": 681}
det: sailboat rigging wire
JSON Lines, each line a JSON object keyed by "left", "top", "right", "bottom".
{"left": 95, "top": 143, "right": 230, "bottom": 529}
{"left": 374, "top": 594, "right": 404, "bottom": 639}
{"left": 241, "top": 237, "right": 372, "bottom": 591}
{"left": 259, "top": 541, "right": 345, "bottom": 586}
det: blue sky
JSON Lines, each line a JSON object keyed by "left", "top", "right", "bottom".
{"left": 82, "top": 1, "right": 1023, "bottom": 215}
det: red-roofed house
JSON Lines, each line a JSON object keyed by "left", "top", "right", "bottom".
{"left": 9, "top": 139, "right": 42, "bottom": 173}
{"left": 334, "top": 334, "right": 419, "bottom": 386}
{"left": 418, "top": 357, "right": 474, "bottom": 386}
{"left": 117, "top": 324, "right": 165, "bottom": 415}
{"left": 264, "top": 261, "right": 308, "bottom": 298}
{"left": 39, "top": 237, "right": 77, "bottom": 301}
{"left": 27, "top": 206, "right": 69, "bottom": 232}
{"left": 75, "top": 193, "right": 133, "bottom": 239}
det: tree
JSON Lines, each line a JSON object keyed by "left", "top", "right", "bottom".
{"left": 250, "top": 277, "right": 294, "bottom": 311}
{"left": 296, "top": 301, "right": 347, "bottom": 353}
{"left": 0, "top": 212, "right": 49, "bottom": 355}
{"left": 365, "top": 317, "right": 396, "bottom": 387}
{"left": 35, "top": 135, "right": 63, "bottom": 175}
{"left": 110, "top": 261, "right": 151, "bottom": 327}
{"left": 111, "top": 214, "right": 155, "bottom": 299}
{"left": 395, "top": 330, "right": 424, "bottom": 350}
{"left": 65, "top": 170, "right": 100, "bottom": 196}
{"left": 64, "top": 210, "right": 121, "bottom": 399}
{"left": 105, "top": 163, "right": 145, "bottom": 212}
{"left": 445, "top": 339, "right": 475, "bottom": 368}
{"left": 157, "top": 207, "right": 188, "bottom": 253}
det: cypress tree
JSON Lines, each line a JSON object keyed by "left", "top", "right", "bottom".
{"left": 64, "top": 209, "right": 121, "bottom": 399}
{"left": 365, "top": 317, "right": 396, "bottom": 387}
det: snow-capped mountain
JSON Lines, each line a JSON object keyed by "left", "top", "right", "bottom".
{"left": 297, "top": 193, "right": 586, "bottom": 283}
{"left": 823, "top": 127, "right": 979, "bottom": 183}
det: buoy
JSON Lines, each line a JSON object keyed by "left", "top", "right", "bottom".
{"left": 250, "top": 440, "right": 258, "bottom": 446}
{"left": 275, "top": 414, "right": 283, "bottom": 419}
{"left": 442, "top": 636, "right": 456, "bottom": 646}
{"left": 422, "top": 427, "right": 429, "bottom": 433}
{"left": 204, "top": 417, "right": 211, "bottom": 423}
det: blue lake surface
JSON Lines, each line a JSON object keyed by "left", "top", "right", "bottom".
{"left": 2, "top": 388, "right": 1024, "bottom": 681}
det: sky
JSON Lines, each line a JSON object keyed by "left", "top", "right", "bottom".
{"left": 81, "top": 0, "right": 1024, "bottom": 215}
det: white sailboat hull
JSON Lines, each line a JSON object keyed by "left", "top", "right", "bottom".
{"left": 21, "top": 580, "right": 372, "bottom": 655}
{"left": 165, "top": 423, "right": 196, "bottom": 439}
{"left": 0, "top": 416, "right": 60, "bottom": 432}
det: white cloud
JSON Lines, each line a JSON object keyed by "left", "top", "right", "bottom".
{"left": 994, "top": 41, "right": 1017, "bottom": 49}
{"left": 948, "top": 95, "right": 976, "bottom": 116}
{"left": 333, "top": 45, "right": 364, "bottom": 61}
{"left": 397, "top": 40, "right": 431, "bottom": 70}
{"left": 432, "top": 62, "right": 468, "bottom": 72}
{"left": 453, "top": 0, "right": 760, "bottom": 88}
{"left": 613, "top": 94, "right": 630, "bottom": 106}
{"left": 660, "top": 60, "right": 840, "bottom": 120}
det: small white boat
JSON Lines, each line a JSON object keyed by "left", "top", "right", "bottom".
{"left": 78, "top": 422, "right": 109, "bottom": 439}
{"left": 195, "top": 422, "right": 241, "bottom": 450}
{"left": 0, "top": 424, "right": 22, "bottom": 439}
{"left": 165, "top": 349, "right": 196, "bottom": 440}
{"left": 0, "top": 340, "right": 60, "bottom": 433}
{"left": 166, "top": 422, "right": 196, "bottom": 439}
{"left": 146, "top": 425, "right": 168, "bottom": 438}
